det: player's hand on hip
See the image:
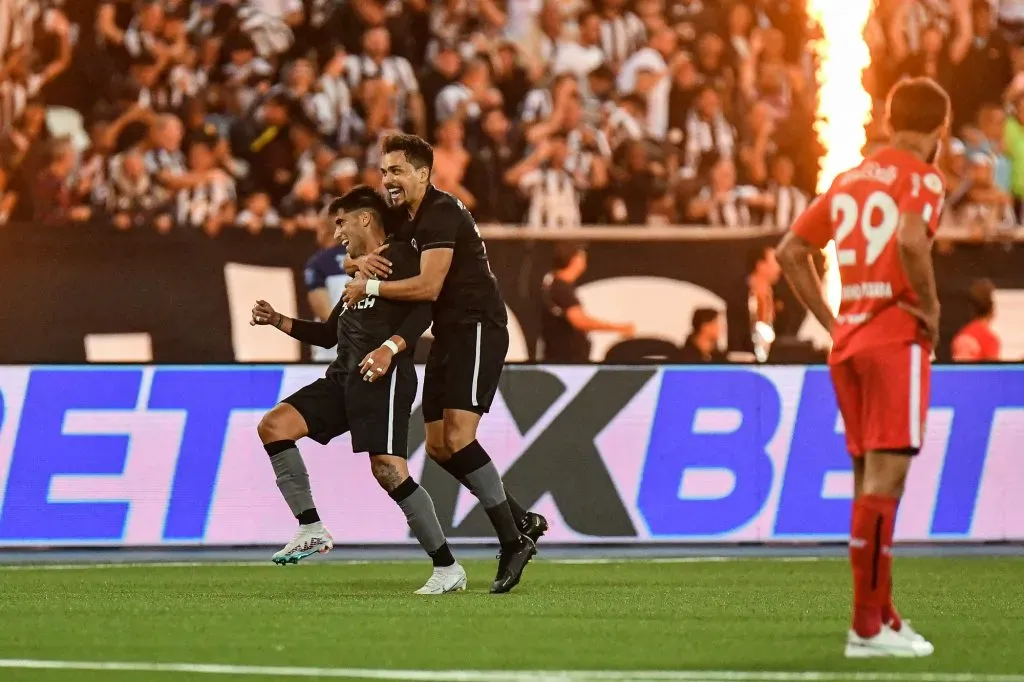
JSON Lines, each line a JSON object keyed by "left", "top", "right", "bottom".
{"left": 250, "top": 300, "right": 280, "bottom": 327}
{"left": 355, "top": 245, "right": 392, "bottom": 279}
{"left": 343, "top": 278, "right": 368, "bottom": 307}
{"left": 898, "top": 302, "right": 940, "bottom": 348}
{"left": 360, "top": 346, "right": 394, "bottom": 382}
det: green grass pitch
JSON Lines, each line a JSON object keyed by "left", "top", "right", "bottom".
{"left": 0, "top": 557, "right": 1022, "bottom": 681}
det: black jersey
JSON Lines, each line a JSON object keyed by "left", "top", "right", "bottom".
{"left": 399, "top": 185, "right": 507, "bottom": 329}
{"left": 288, "top": 239, "right": 431, "bottom": 375}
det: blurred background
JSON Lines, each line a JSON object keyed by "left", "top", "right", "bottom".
{"left": 0, "top": 0, "right": 1021, "bottom": 365}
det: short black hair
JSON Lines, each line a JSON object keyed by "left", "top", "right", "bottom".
{"left": 329, "top": 185, "right": 388, "bottom": 217}
{"left": 691, "top": 307, "right": 719, "bottom": 333}
{"left": 381, "top": 133, "right": 434, "bottom": 170}
{"left": 887, "top": 77, "right": 950, "bottom": 135}
{"left": 552, "top": 241, "right": 585, "bottom": 270}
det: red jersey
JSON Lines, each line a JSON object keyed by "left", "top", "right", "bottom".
{"left": 791, "top": 147, "right": 945, "bottom": 363}
{"left": 951, "top": 319, "right": 1001, "bottom": 361}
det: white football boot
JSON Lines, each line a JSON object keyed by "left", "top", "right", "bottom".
{"left": 892, "top": 620, "right": 933, "bottom": 648}
{"left": 414, "top": 563, "right": 468, "bottom": 595}
{"left": 844, "top": 625, "right": 935, "bottom": 658}
{"left": 272, "top": 523, "right": 334, "bottom": 565}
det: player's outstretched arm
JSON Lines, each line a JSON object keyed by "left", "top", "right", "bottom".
{"left": 251, "top": 299, "right": 341, "bottom": 348}
{"left": 777, "top": 232, "right": 836, "bottom": 333}
{"left": 896, "top": 212, "right": 940, "bottom": 344}
{"left": 344, "top": 249, "right": 453, "bottom": 306}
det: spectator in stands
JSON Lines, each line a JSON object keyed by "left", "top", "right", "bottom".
{"left": 435, "top": 58, "right": 500, "bottom": 125}
{"left": 952, "top": 0, "right": 1012, "bottom": 134}
{"left": 492, "top": 41, "right": 531, "bottom": 123}
{"left": 1004, "top": 94, "right": 1024, "bottom": 219}
{"left": 609, "top": 140, "right": 667, "bottom": 224}
{"left": 687, "top": 157, "right": 770, "bottom": 228}
{"left": 176, "top": 136, "right": 236, "bottom": 236}
{"left": 236, "top": 191, "right": 282, "bottom": 235}
{"left": 680, "top": 86, "right": 736, "bottom": 181}
{"left": 539, "top": 241, "right": 634, "bottom": 363}
{"left": 431, "top": 118, "right": 476, "bottom": 210}
{"left": 346, "top": 26, "right": 425, "bottom": 138}
{"left": 33, "top": 138, "right": 91, "bottom": 226}
{"left": 512, "top": 136, "right": 582, "bottom": 228}
{"left": 678, "top": 307, "right": 726, "bottom": 363}
{"left": 619, "top": 26, "right": 678, "bottom": 141}
{"left": 598, "top": 0, "right": 646, "bottom": 69}
{"left": 465, "top": 107, "right": 527, "bottom": 222}
{"left": 952, "top": 279, "right": 1002, "bottom": 361}
{"left": 280, "top": 176, "right": 322, "bottom": 236}
{"left": 959, "top": 154, "right": 1014, "bottom": 235}
{"left": 102, "top": 148, "right": 170, "bottom": 233}
{"left": 762, "top": 155, "right": 808, "bottom": 231}
{"left": 965, "top": 103, "right": 1012, "bottom": 197}
{"left": 553, "top": 10, "right": 606, "bottom": 80}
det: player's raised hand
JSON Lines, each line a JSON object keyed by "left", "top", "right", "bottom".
{"left": 251, "top": 300, "right": 280, "bottom": 327}
{"left": 343, "top": 278, "right": 368, "bottom": 307}
{"left": 355, "top": 244, "right": 392, "bottom": 279}
{"left": 359, "top": 345, "right": 394, "bottom": 382}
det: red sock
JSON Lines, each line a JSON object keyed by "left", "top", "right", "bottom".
{"left": 849, "top": 494, "right": 898, "bottom": 638}
{"left": 882, "top": 501, "right": 902, "bottom": 631}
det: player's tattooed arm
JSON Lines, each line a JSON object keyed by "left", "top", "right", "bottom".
{"left": 777, "top": 232, "right": 836, "bottom": 333}
{"left": 896, "top": 212, "right": 940, "bottom": 345}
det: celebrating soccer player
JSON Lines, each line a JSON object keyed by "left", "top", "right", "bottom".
{"left": 252, "top": 186, "right": 468, "bottom": 595}
{"left": 778, "top": 77, "right": 948, "bottom": 658}
{"left": 342, "top": 133, "right": 544, "bottom": 594}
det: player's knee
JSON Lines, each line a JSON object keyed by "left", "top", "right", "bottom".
{"left": 257, "top": 407, "right": 293, "bottom": 443}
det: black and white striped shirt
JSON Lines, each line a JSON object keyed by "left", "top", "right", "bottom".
{"left": 123, "top": 18, "right": 161, "bottom": 59}
{"left": 762, "top": 184, "right": 809, "bottom": 231}
{"left": 311, "top": 74, "right": 354, "bottom": 137}
{"left": 599, "top": 11, "right": 646, "bottom": 65}
{"left": 176, "top": 174, "right": 236, "bottom": 228}
{"left": 145, "top": 147, "right": 187, "bottom": 200}
{"left": 520, "top": 88, "right": 552, "bottom": 124}
{"left": 344, "top": 54, "right": 418, "bottom": 126}
{"left": 697, "top": 186, "right": 759, "bottom": 227}
{"left": 681, "top": 111, "right": 736, "bottom": 180}
{"left": 521, "top": 166, "right": 581, "bottom": 228}
{"left": 104, "top": 153, "right": 162, "bottom": 215}
{"left": 435, "top": 82, "right": 480, "bottom": 123}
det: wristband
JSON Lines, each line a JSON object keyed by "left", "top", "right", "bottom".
{"left": 366, "top": 279, "right": 381, "bottom": 296}
{"left": 382, "top": 339, "right": 400, "bottom": 355}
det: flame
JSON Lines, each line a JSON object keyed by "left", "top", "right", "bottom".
{"left": 807, "top": 0, "right": 874, "bottom": 317}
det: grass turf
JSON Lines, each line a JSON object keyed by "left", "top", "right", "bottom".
{"left": 0, "top": 557, "right": 1021, "bottom": 681}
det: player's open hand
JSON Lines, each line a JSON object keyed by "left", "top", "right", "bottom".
{"left": 355, "top": 244, "right": 392, "bottom": 279}
{"left": 359, "top": 346, "right": 394, "bottom": 382}
{"left": 250, "top": 300, "right": 281, "bottom": 327}
{"left": 899, "top": 302, "right": 940, "bottom": 348}
{"left": 343, "top": 278, "right": 368, "bottom": 307}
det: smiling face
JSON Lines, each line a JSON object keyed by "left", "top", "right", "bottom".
{"left": 380, "top": 150, "right": 430, "bottom": 209}
{"left": 334, "top": 208, "right": 377, "bottom": 258}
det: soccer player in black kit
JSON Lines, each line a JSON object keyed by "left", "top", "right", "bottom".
{"left": 252, "top": 186, "right": 468, "bottom": 595}
{"left": 343, "top": 134, "right": 545, "bottom": 594}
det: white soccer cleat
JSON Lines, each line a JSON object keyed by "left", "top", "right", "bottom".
{"left": 414, "top": 563, "right": 468, "bottom": 595}
{"left": 272, "top": 523, "right": 334, "bottom": 565}
{"left": 892, "top": 620, "right": 932, "bottom": 647}
{"left": 844, "top": 625, "right": 934, "bottom": 658}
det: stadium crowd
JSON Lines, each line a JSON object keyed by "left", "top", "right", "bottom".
{"left": 0, "top": 0, "right": 1023, "bottom": 235}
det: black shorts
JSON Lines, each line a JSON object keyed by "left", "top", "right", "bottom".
{"left": 422, "top": 321, "right": 509, "bottom": 423}
{"left": 281, "top": 362, "right": 417, "bottom": 457}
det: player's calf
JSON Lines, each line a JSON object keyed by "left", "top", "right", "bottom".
{"left": 370, "top": 455, "right": 464, "bottom": 594}
{"left": 259, "top": 405, "right": 332, "bottom": 565}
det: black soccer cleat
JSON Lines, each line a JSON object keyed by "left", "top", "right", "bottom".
{"left": 519, "top": 511, "right": 548, "bottom": 545}
{"left": 490, "top": 536, "right": 536, "bottom": 594}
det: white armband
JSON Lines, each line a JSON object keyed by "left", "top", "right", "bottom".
{"left": 382, "top": 339, "right": 400, "bottom": 354}
{"left": 366, "top": 279, "right": 381, "bottom": 296}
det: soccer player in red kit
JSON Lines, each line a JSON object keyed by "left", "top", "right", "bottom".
{"left": 778, "top": 77, "right": 948, "bottom": 658}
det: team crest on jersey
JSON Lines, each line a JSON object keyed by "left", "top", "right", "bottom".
{"left": 923, "top": 173, "right": 942, "bottom": 194}
{"left": 410, "top": 237, "right": 418, "bottom": 250}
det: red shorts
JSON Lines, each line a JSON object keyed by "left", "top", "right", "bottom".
{"left": 829, "top": 342, "right": 931, "bottom": 457}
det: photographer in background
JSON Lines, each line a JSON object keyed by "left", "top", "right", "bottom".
{"left": 679, "top": 308, "right": 726, "bottom": 362}
{"left": 539, "top": 241, "right": 635, "bottom": 363}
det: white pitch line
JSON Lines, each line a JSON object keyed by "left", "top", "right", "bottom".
{"left": 0, "top": 556, "right": 844, "bottom": 571}
{"left": 0, "top": 660, "right": 1020, "bottom": 682}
